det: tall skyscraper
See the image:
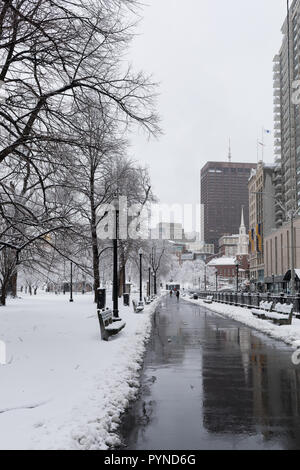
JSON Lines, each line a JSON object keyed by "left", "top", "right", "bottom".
{"left": 273, "top": 0, "right": 300, "bottom": 223}
{"left": 200, "top": 161, "right": 256, "bottom": 250}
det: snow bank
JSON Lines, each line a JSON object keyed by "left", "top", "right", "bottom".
{"left": 183, "top": 297, "right": 300, "bottom": 350}
{"left": 0, "top": 292, "right": 162, "bottom": 450}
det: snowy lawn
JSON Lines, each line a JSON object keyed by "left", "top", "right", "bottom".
{"left": 183, "top": 296, "right": 300, "bottom": 350}
{"left": 0, "top": 292, "right": 162, "bottom": 450}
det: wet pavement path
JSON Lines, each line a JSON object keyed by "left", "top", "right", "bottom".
{"left": 118, "top": 295, "right": 300, "bottom": 450}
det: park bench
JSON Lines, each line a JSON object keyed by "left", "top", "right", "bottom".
{"left": 97, "top": 308, "right": 126, "bottom": 341}
{"left": 204, "top": 295, "right": 213, "bottom": 304}
{"left": 132, "top": 299, "right": 144, "bottom": 313}
{"left": 144, "top": 296, "right": 152, "bottom": 305}
{"left": 252, "top": 301, "right": 273, "bottom": 320}
{"left": 265, "top": 303, "right": 293, "bottom": 326}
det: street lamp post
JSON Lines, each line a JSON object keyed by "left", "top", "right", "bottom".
{"left": 272, "top": 273, "right": 275, "bottom": 293}
{"left": 70, "top": 261, "right": 74, "bottom": 302}
{"left": 216, "top": 271, "right": 218, "bottom": 293}
{"left": 151, "top": 270, "right": 155, "bottom": 299}
{"left": 139, "top": 248, "right": 144, "bottom": 307}
{"left": 112, "top": 195, "right": 119, "bottom": 319}
{"left": 235, "top": 259, "right": 240, "bottom": 293}
{"left": 148, "top": 265, "right": 151, "bottom": 298}
{"left": 154, "top": 270, "right": 157, "bottom": 296}
{"left": 204, "top": 266, "right": 207, "bottom": 292}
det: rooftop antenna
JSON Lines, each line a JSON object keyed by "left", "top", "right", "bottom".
{"left": 228, "top": 138, "right": 232, "bottom": 163}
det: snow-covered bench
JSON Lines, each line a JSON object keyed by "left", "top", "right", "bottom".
{"left": 97, "top": 309, "right": 126, "bottom": 341}
{"left": 132, "top": 300, "right": 144, "bottom": 313}
{"left": 144, "top": 296, "right": 152, "bottom": 305}
{"left": 252, "top": 301, "right": 273, "bottom": 320}
{"left": 265, "top": 303, "right": 293, "bottom": 326}
{"left": 204, "top": 295, "right": 213, "bottom": 304}
{"left": 190, "top": 293, "right": 198, "bottom": 300}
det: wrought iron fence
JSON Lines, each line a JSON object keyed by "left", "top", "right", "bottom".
{"left": 190, "top": 290, "right": 300, "bottom": 314}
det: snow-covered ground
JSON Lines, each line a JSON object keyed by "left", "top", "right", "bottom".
{"left": 183, "top": 296, "right": 300, "bottom": 350}
{"left": 0, "top": 291, "right": 163, "bottom": 450}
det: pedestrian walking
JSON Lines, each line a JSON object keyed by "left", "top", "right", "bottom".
{"left": 176, "top": 290, "right": 180, "bottom": 300}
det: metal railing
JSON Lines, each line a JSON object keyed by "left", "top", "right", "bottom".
{"left": 190, "top": 290, "right": 300, "bottom": 313}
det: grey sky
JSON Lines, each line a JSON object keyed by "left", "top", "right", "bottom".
{"left": 128, "top": 0, "right": 286, "bottom": 209}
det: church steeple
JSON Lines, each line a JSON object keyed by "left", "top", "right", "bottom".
{"left": 240, "top": 206, "right": 245, "bottom": 231}
{"left": 237, "top": 206, "right": 248, "bottom": 255}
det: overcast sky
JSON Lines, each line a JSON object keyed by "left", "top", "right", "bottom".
{"left": 127, "top": 0, "right": 286, "bottom": 210}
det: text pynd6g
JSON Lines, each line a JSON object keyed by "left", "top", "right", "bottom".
{"left": 149, "top": 455, "right": 196, "bottom": 465}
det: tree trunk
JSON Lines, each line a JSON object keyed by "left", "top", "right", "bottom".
{"left": 118, "top": 265, "right": 126, "bottom": 297}
{"left": 10, "top": 272, "right": 17, "bottom": 298}
{"left": 118, "top": 249, "right": 126, "bottom": 297}
{"left": 123, "top": 264, "right": 126, "bottom": 294}
{"left": 0, "top": 282, "right": 7, "bottom": 306}
{"left": 90, "top": 179, "right": 100, "bottom": 304}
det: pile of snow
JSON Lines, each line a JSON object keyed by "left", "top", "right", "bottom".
{"left": 183, "top": 297, "right": 300, "bottom": 351}
{"left": 0, "top": 292, "right": 163, "bottom": 450}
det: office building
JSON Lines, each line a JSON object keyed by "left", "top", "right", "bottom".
{"left": 201, "top": 161, "right": 256, "bottom": 250}
{"left": 273, "top": 0, "right": 300, "bottom": 218}
{"left": 248, "top": 162, "right": 276, "bottom": 284}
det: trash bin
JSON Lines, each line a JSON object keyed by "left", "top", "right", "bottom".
{"left": 123, "top": 293, "right": 130, "bottom": 306}
{"left": 97, "top": 288, "right": 106, "bottom": 310}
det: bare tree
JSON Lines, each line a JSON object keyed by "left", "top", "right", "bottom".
{"left": 0, "top": 0, "right": 159, "bottom": 167}
{"left": 0, "top": 1, "right": 160, "bottom": 303}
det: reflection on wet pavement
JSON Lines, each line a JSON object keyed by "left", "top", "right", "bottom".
{"left": 118, "top": 296, "right": 300, "bottom": 450}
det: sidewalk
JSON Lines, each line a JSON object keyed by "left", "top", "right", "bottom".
{"left": 0, "top": 292, "right": 162, "bottom": 450}
{"left": 182, "top": 296, "right": 300, "bottom": 350}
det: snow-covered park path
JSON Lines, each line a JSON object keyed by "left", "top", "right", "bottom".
{"left": 0, "top": 292, "right": 162, "bottom": 450}
{"left": 182, "top": 296, "right": 300, "bottom": 351}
